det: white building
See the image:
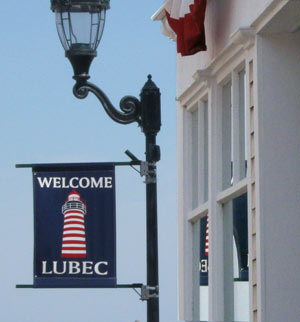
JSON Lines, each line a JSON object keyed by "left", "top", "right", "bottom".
{"left": 153, "top": 1, "right": 300, "bottom": 321}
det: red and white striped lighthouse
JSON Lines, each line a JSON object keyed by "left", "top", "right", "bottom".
{"left": 61, "top": 190, "right": 87, "bottom": 258}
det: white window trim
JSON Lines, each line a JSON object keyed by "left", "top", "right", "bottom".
{"left": 188, "top": 202, "right": 209, "bottom": 223}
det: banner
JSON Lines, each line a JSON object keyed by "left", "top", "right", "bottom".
{"left": 165, "top": 0, "right": 207, "bottom": 56}
{"left": 32, "top": 163, "right": 116, "bottom": 287}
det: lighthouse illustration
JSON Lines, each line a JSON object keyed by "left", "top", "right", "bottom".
{"left": 61, "top": 190, "right": 87, "bottom": 258}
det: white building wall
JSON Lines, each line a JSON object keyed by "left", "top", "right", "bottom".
{"left": 256, "top": 30, "right": 300, "bottom": 322}
{"left": 153, "top": 0, "right": 300, "bottom": 320}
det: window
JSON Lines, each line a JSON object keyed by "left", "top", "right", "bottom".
{"left": 180, "top": 57, "right": 252, "bottom": 322}
{"left": 220, "top": 67, "right": 249, "bottom": 321}
{"left": 221, "top": 68, "right": 247, "bottom": 190}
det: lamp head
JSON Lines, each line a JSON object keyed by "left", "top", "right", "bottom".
{"left": 51, "top": 0, "right": 110, "bottom": 80}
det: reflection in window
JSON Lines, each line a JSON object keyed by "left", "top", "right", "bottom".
{"left": 223, "top": 193, "right": 249, "bottom": 321}
{"left": 233, "top": 193, "right": 248, "bottom": 281}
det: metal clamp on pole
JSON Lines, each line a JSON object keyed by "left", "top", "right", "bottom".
{"left": 140, "top": 162, "right": 157, "bottom": 184}
{"left": 140, "top": 285, "right": 159, "bottom": 301}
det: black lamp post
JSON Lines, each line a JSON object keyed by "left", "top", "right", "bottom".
{"left": 50, "top": 1, "right": 161, "bottom": 321}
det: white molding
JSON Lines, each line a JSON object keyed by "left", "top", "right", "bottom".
{"left": 232, "top": 70, "right": 241, "bottom": 184}
{"left": 179, "top": 67, "right": 212, "bottom": 108}
{"left": 215, "top": 54, "right": 245, "bottom": 86}
{"left": 216, "top": 178, "right": 248, "bottom": 205}
{"left": 177, "top": 103, "right": 186, "bottom": 320}
{"left": 223, "top": 201, "right": 234, "bottom": 321}
{"left": 187, "top": 202, "right": 209, "bottom": 223}
{"left": 192, "top": 67, "right": 213, "bottom": 83}
{"left": 184, "top": 84, "right": 209, "bottom": 112}
{"left": 250, "top": 0, "right": 289, "bottom": 33}
{"left": 177, "top": 105, "right": 195, "bottom": 321}
{"left": 208, "top": 81, "right": 225, "bottom": 321}
{"left": 252, "top": 36, "right": 264, "bottom": 322}
{"left": 243, "top": 53, "right": 253, "bottom": 322}
{"left": 212, "top": 29, "right": 254, "bottom": 78}
{"left": 231, "top": 28, "right": 256, "bottom": 50}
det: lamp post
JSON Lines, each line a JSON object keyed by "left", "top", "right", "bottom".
{"left": 50, "top": 1, "right": 161, "bottom": 321}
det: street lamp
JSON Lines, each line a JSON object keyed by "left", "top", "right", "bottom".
{"left": 50, "top": 1, "right": 161, "bottom": 322}
{"left": 51, "top": 0, "right": 108, "bottom": 80}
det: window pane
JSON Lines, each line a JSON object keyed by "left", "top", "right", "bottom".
{"left": 222, "top": 82, "right": 232, "bottom": 189}
{"left": 233, "top": 193, "right": 249, "bottom": 321}
{"left": 233, "top": 193, "right": 249, "bottom": 281}
{"left": 223, "top": 193, "right": 249, "bottom": 321}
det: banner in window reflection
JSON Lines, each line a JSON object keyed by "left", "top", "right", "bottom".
{"left": 199, "top": 193, "right": 249, "bottom": 286}
{"left": 233, "top": 193, "right": 249, "bottom": 281}
{"left": 200, "top": 215, "right": 209, "bottom": 286}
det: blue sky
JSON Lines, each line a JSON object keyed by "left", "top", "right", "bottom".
{"left": 0, "top": 1, "right": 178, "bottom": 321}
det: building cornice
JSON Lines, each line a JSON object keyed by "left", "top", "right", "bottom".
{"left": 250, "top": 0, "right": 289, "bottom": 33}
{"left": 178, "top": 67, "right": 212, "bottom": 108}
{"left": 177, "top": 27, "right": 255, "bottom": 105}
{"left": 231, "top": 28, "right": 255, "bottom": 50}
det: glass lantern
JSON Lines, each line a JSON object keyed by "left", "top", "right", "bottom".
{"left": 51, "top": 0, "right": 110, "bottom": 79}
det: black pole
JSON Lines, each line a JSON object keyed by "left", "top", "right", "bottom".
{"left": 145, "top": 133, "right": 159, "bottom": 322}
{"left": 140, "top": 75, "right": 161, "bottom": 322}
{"left": 71, "top": 73, "right": 161, "bottom": 322}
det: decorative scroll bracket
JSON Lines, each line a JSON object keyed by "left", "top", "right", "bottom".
{"left": 73, "top": 81, "right": 141, "bottom": 125}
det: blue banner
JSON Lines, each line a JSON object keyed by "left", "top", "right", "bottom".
{"left": 33, "top": 163, "right": 116, "bottom": 287}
